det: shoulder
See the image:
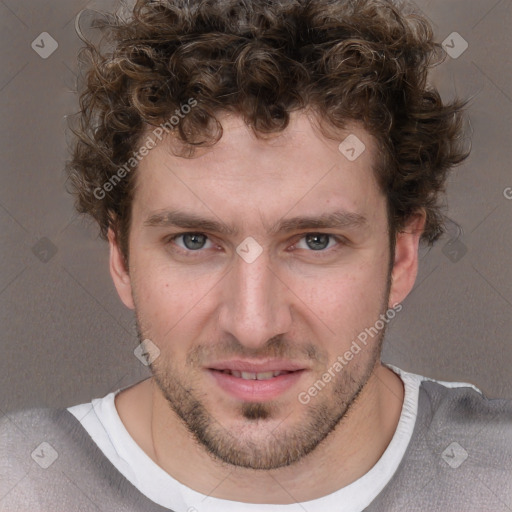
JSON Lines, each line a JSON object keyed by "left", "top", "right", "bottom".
{"left": 0, "top": 406, "right": 90, "bottom": 469}
{"left": 419, "top": 378, "right": 512, "bottom": 429}
{"left": 417, "top": 378, "right": 512, "bottom": 466}
{"left": 1, "top": 407, "right": 123, "bottom": 510}
{"left": 0, "top": 406, "right": 95, "bottom": 465}
{"left": 369, "top": 373, "right": 512, "bottom": 509}
{"left": 0, "top": 407, "right": 74, "bottom": 509}
{"left": 0, "top": 406, "right": 171, "bottom": 511}
{"left": 0, "top": 406, "right": 70, "bottom": 463}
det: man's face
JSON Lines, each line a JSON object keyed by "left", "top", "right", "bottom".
{"left": 116, "top": 112, "right": 396, "bottom": 470}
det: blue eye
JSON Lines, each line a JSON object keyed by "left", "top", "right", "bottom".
{"left": 295, "top": 233, "right": 339, "bottom": 251}
{"left": 171, "top": 233, "right": 214, "bottom": 251}
{"left": 165, "top": 232, "right": 345, "bottom": 257}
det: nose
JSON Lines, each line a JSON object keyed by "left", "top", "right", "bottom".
{"left": 217, "top": 248, "right": 293, "bottom": 350}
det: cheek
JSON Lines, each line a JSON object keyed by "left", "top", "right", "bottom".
{"left": 131, "top": 263, "right": 192, "bottom": 333}
{"left": 299, "top": 261, "right": 389, "bottom": 334}
{"left": 130, "top": 255, "right": 221, "bottom": 349}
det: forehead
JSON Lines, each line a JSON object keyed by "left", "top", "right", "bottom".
{"left": 133, "top": 111, "right": 385, "bottom": 231}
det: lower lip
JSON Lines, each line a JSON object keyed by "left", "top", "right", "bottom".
{"left": 207, "top": 369, "right": 306, "bottom": 402}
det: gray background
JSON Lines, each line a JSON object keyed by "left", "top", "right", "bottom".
{"left": 0, "top": 0, "right": 511, "bottom": 416}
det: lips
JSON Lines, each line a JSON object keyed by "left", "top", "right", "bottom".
{"left": 214, "top": 369, "right": 293, "bottom": 380}
{"left": 207, "top": 359, "right": 306, "bottom": 373}
{"left": 206, "top": 360, "right": 307, "bottom": 401}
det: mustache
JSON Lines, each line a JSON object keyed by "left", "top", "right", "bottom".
{"left": 185, "top": 337, "right": 327, "bottom": 367}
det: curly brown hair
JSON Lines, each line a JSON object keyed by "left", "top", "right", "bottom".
{"left": 66, "top": 0, "right": 469, "bottom": 265}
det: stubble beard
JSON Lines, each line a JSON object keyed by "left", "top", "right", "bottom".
{"left": 136, "top": 317, "right": 388, "bottom": 471}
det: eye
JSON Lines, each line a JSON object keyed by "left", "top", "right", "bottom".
{"left": 168, "top": 232, "right": 215, "bottom": 252}
{"left": 165, "top": 232, "right": 346, "bottom": 257}
{"left": 293, "top": 233, "right": 344, "bottom": 252}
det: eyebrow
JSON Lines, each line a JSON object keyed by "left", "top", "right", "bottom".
{"left": 143, "top": 209, "right": 368, "bottom": 236}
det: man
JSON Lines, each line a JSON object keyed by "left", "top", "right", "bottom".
{"left": 1, "top": 0, "right": 511, "bottom": 510}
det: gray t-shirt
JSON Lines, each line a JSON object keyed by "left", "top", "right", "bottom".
{"left": 1, "top": 365, "right": 511, "bottom": 511}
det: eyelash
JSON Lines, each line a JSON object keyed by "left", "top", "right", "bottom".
{"left": 164, "top": 232, "right": 347, "bottom": 257}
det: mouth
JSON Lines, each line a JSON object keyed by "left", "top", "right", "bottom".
{"left": 211, "top": 369, "right": 296, "bottom": 380}
{"left": 206, "top": 361, "right": 307, "bottom": 402}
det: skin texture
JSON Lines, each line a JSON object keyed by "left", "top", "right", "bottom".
{"left": 110, "top": 110, "right": 425, "bottom": 504}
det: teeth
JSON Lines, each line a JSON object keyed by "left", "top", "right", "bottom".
{"left": 224, "top": 370, "right": 290, "bottom": 380}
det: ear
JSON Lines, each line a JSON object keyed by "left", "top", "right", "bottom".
{"left": 108, "top": 227, "right": 135, "bottom": 310}
{"left": 388, "top": 210, "right": 426, "bottom": 308}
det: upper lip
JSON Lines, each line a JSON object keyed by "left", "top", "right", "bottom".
{"left": 207, "top": 360, "right": 307, "bottom": 373}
